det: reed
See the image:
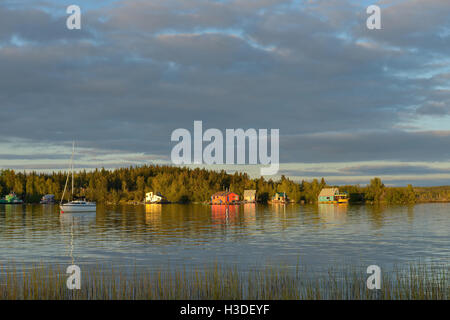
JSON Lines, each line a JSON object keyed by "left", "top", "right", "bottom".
{"left": 0, "top": 263, "right": 447, "bottom": 300}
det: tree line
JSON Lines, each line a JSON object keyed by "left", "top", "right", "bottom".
{"left": 0, "top": 167, "right": 448, "bottom": 204}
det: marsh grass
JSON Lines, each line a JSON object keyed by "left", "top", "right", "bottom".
{"left": 0, "top": 263, "right": 447, "bottom": 300}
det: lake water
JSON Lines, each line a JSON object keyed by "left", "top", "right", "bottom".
{"left": 0, "top": 203, "right": 448, "bottom": 274}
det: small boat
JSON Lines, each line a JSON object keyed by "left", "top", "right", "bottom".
{"left": 60, "top": 142, "right": 96, "bottom": 213}
{"left": 269, "top": 192, "right": 289, "bottom": 204}
{"left": 0, "top": 192, "right": 23, "bottom": 204}
{"left": 145, "top": 192, "right": 170, "bottom": 204}
{"left": 40, "top": 194, "right": 55, "bottom": 204}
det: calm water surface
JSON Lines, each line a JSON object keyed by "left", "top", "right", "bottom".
{"left": 0, "top": 203, "right": 448, "bottom": 273}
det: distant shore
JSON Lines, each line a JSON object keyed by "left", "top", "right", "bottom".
{"left": 1, "top": 165, "right": 449, "bottom": 206}
{"left": 3, "top": 199, "right": 450, "bottom": 205}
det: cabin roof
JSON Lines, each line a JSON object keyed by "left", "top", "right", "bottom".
{"left": 244, "top": 190, "right": 256, "bottom": 196}
{"left": 318, "top": 188, "right": 339, "bottom": 197}
{"left": 212, "top": 191, "right": 238, "bottom": 197}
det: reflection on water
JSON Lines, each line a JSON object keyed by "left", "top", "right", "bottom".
{"left": 318, "top": 204, "right": 348, "bottom": 226}
{"left": 59, "top": 212, "right": 97, "bottom": 266}
{"left": 145, "top": 204, "right": 162, "bottom": 215}
{"left": 145, "top": 204, "right": 162, "bottom": 227}
{"left": 211, "top": 205, "right": 239, "bottom": 225}
{"left": 0, "top": 203, "right": 449, "bottom": 272}
{"left": 243, "top": 203, "right": 256, "bottom": 223}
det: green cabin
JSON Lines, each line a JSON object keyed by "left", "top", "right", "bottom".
{"left": 318, "top": 188, "right": 348, "bottom": 203}
{"left": 272, "top": 192, "right": 288, "bottom": 201}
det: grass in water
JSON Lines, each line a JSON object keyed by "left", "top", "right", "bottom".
{"left": 0, "top": 263, "right": 447, "bottom": 300}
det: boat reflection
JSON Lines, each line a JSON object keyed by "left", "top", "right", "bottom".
{"left": 318, "top": 204, "right": 348, "bottom": 226}
{"left": 59, "top": 211, "right": 96, "bottom": 265}
{"left": 145, "top": 204, "right": 162, "bottom": 226}
{"left": 145, "top": 204, "right": 162, "bottom": 214}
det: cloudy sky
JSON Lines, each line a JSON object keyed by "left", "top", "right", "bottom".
{"left": 0, "top": 0, "right": 449, "bottom": 186}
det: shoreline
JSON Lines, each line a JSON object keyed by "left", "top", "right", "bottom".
{"left": 3, "top": 200, "right": 449, "bottom": 205}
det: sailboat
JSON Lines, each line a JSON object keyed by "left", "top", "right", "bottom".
{"left": 60, "top": 142, "right": 96, "bottom": 213}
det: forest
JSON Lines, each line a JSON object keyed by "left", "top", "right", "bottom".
{"left": 0, "top": 166, "right": 449, "bottom": 204}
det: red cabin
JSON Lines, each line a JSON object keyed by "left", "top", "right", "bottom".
{"left": 211, "top": 191, "right": 240, "bottom": 204}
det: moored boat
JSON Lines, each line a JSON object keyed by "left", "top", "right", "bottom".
{"left": 269, "top": 192, "right": 289, "bottom": 204}
{"left": 40, "top": 194, "right": 55, "bottom": 204}
{"left": 59, "top": 142, "right": 96, "bottom": 213}
{"left": 60, "top": 200, "right": 97, "bottom": 212}
{"left": 145, "top": 192, "right": 170, "bottom": 204}
{"left": 0, "top": 192, "right": 23, "bottom": 204}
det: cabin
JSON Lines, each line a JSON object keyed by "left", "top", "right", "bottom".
{"left": 272, "top": 192, "right": 288, "bottom": 203}
{"left": 211, "top": 191, "right": 239, "bottom": 204}
{"left": 318, "top": 188, "right": 348, "bottom": 204}
{"left": 243, "top": 190, "right": 256, "bottom": 203}
{"left": 145, "top": 192, "right": 168, "bottom": 204}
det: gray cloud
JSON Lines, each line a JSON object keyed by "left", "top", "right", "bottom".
{"left": 0, "top": 5, "right": 94, "bottom": 44}
{"left": 279, "top": 164, "right": 450, "bottom": 178}
{"left": 0, "top": 162, "right": 148, "bottom": 171}
{"left": 322, "top": 177, "right": 450, "bottom": 188}
{"left": 340, "top": 164, "right": 450, "bottom": 176}
{"left": 281, "top": 130, "right": 450, "bottom": 163}
{"left": 0, "top": 153, "right": 71, "bottom": 160}
{"left": 278, "top": 169, "right": 341, "bottom": 177}
{"left": 417, "top": 101, "right": 450, "bottom": 116}
{"left": 356, "top": 0, "right": 450, "bottom": 54}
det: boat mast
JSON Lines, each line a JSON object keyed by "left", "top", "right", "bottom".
{"left": 71, "top": 141, "right": 74, "bottom": 201}
{"left": 60, "top": 141, "right": 75, "bottom": 206}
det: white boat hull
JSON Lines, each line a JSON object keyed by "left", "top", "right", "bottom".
{"left": 60, "top": 203, "right": 97, "bottom": 212}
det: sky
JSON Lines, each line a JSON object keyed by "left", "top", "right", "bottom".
{"left": 0, "top": 0, "right": 449, "bottom": 186}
